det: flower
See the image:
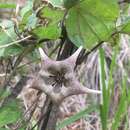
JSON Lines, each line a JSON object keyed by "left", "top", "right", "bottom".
{"left": 31, "top": 47, "right": 101, "bottom": 104}
{"left": 40, "top": 65, "right": 69, "bottom": 93}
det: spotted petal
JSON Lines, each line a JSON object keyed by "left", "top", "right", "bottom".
{"left": 53, "top": 83, "right": 62, "bottom": 93}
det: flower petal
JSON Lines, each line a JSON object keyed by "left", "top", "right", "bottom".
{"left": 53, "top": 83, "right": 62, "bottom": 93}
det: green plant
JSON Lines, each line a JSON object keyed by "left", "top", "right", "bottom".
{"left": 1, "top": 0, "right": 130, "bottom": 130}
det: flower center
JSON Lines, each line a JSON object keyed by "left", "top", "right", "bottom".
{"left": 48, "top": 72, "right": 66, "bottom": 93}
{"left": 55, "top": 73, "right": 65, "bottom": 84}
{"left": 50, "top": 72, "right": 65, "bottom": 86}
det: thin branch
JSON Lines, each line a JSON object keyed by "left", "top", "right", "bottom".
{"left": 49, "top": 43, "right": 60, "bottom": 57}
{"left": 0, "top": 35, "right": 31, "bottom": 49}
{"left": 76, "top": 41, "right": 104, "bottom": 66}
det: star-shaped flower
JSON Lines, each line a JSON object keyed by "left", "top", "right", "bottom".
{"left": 31, "top": 46, "right": 101, "bottom": 104}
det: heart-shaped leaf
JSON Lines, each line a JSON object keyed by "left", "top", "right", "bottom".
{"left": 65, "top": 0, "right": 119, "bottom": 49}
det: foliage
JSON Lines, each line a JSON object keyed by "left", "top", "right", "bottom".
{"left": 0, "top": 20, "right": 23, "bottom": 57}
{"left": 0, "top": 0, "right": 130, "bottom": 130}
{"left": 56, "top": 104, "right": 98, "bottom": 129}
{"left": 0, "top": 99, "right": 22, "bottom": 127}
{"left": 0, "top": 0, "right": 129, "bottom": 54}
{"left": 99, "top": 46, "right": 117, "bottom": 130}
{"left": 32, "top": 7, "right": 64, "bottom": 39}
{"left": 65, "top": 0, "right": 119, "bottom": 48}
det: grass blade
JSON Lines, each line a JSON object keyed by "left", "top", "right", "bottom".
{"left": 56, "top": 104, "right": 98, "bottom": 130}
{"left": 111, "top": 76, "right": 127, "bottom": 130}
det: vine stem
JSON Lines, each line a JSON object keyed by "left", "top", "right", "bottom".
{"left": 0, "top": 35, "right": 31, "bottom": 49}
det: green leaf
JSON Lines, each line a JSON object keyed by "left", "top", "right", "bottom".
{"left": 0, "top": 88, "right": 11, "bottom": 101}
{"left": 32, "top": 7, "right": 64, "bottom": 39}
{"left": 118, "top": 20, "right": 130, "bottom": 34}
{"left": 20, "top": 1, "right": 37, "bottom": 31}
{"left": 0, "top": 20, "right": 23, "bottom": 57}
{"left": 111, "top": 77, "right": 127, "bottom": 130}
{"left": 47, "top": 0, "right": 63, "bottom": 8}
{"left": 20, "top": 10, "right": 32, "bottom": 30}
{"left": 65, "top": 0, "right": 119, "bottom": 49}
{"left": 56, "top": 104, "right": 98, "bottom": 130}
{"left": 4, "top": 45, "right": 23, "bottom": 57}
{"left": 63, "top": 0, "right": 80, "bottom": 9}
{"left": 0, "top": 99, "right": 22, "bottom": 127}
{"left": 99, "top": 45, "right": 119, "bottom": 130}
{"left": 99, "top": 48, "right": 108, "bottom": 130}
{"left": 32, "top": 25, "right": 61, "bottom": 40}
{"left": 26, "top": 13, "right": 37, "bottom": 29}
{"left": 0, "top": 3, "right": 16, "bottom": 9}
{"left": 20, "top": 0, "right": 33, "bottom": 18}
{"left": 48, "top": 0, "right": 80, "bottom": 8}
{"left": 39, "top": 7, "right": 64, "bottom": 23}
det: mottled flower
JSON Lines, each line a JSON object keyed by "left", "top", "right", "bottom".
{"left": 39, "top": 64, "right": 71, "bottom": 93}
{"left": 31, "top": 47, "right": 101, "bottom": 104}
